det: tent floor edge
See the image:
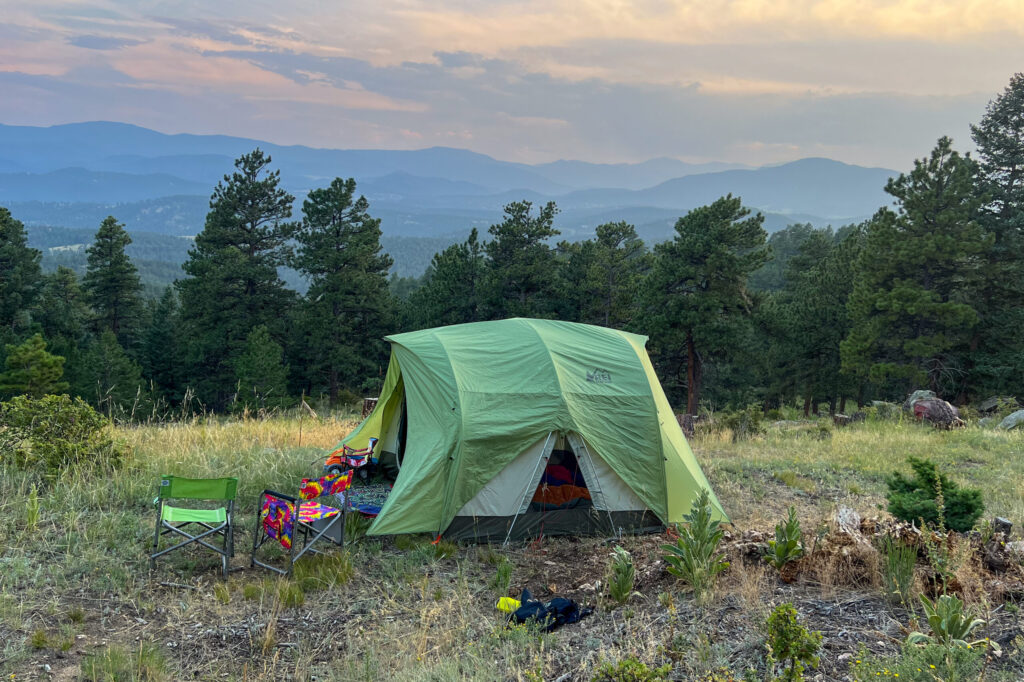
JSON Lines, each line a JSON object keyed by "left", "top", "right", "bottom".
{"left": 444, "top": 509, "right": 662, "bottom": 543}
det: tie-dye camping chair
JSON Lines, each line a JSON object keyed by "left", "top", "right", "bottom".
{"left": 250, "top": 469, "right": 355, "bottom": 575}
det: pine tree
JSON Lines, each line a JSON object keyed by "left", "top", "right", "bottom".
{"left": 969, "top": 72, "right": 1024, "bottom": 396}
{"left": 82, "top": 216, "right": 144, "bottom": 350}
{"left": 841, "top": 137, "right": 988, "bottom": 396}
{"left": 235, "top": 325, "right": 290, "bottom": 411}
{"left": 567, "top": 222, "right": 650, "bottom": 328}
{"left": 0, "top": 333, "right": 68, "bottom": 398}
{"left": 641, "top": 195, "right": 768, "bottom": 413}
{"left": 33, "top": 267, "right": 91, "bottom": 398}
{"left": 406, "top": 228, "right": 486, "bottom": 329}
{"left": 484, "top": 201, "right": 560, "bottom": 318}
{"left": 142, "top": 287, "right": 181, "bottom": 401}
{"left": 0, "top": 207, "right": 42, "bottom": 341}
{"left": 80, "top": 330, "right": 146, "bottom": 417}
{"left": 176, "top": 149, "right": 297, "bottom": 407}
{"left": 292, "top": 177, "right": 393, "bottom": 404}
{"left": 778, "top": 227, "right": 862, "bottom": 414}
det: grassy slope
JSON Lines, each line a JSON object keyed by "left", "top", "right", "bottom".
{"left": 1, "top": 416, "right": 1022, "bottom": 680}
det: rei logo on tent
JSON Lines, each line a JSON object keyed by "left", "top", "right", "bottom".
{"left": 586, "top": 368, "right": 612, "bottom": 383}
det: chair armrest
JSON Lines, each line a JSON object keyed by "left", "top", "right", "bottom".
{"left": 262, "top": 489, "right": 298, "bottom": 504}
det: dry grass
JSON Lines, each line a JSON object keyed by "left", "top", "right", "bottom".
{"left": 1, "top": 413, "right": 1022, "bottom": 680}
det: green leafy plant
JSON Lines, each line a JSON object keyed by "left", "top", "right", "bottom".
{"left": 0, "top": 394, "right": 127, "bottom": 476}
{"left": 907, "top": 594, "right": 999, "bottom": 654}
{"left": 662, "top": 488, "right": 729, "bottom": 602}
{"left": 591, "top": 656, "right": 671, "bottom": 682}
{"left": 607, "top": 546, "right": 635, "bottom": 606}
{"left": 765, "top": 507, "right": 804, "bottom": 570}
{"left": 763, "top": 603, "right": 822, "bottom": 682}
{"left": 879, "top": 534, "right": 917, "bottom": 608}
{"left": 886, "top": 457, "right": 983, "bottom": 532}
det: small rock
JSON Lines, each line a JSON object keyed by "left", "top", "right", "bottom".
{"left": 994, "top": 517, "right": 1013, "bottom": 535}
{"left": 835, "top": 506, "right": 861, "bottom": 536}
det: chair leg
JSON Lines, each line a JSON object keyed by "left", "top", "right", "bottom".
{"left": 250, "top": 507, "right": 261, "bottom": 568}
{"left": 151, "top": 503, "right": 163, "bottom": 571}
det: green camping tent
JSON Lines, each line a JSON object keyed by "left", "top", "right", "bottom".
{"left": 336, "top": 318, "right": 727, "bottom": 541}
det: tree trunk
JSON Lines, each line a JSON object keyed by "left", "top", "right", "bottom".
{"left": 329, "top": 368, "right": 339, "bottom": 406}
{"left": 803, "top": 390, "right": 812, "bottom": 418}
{"left": 829, "top": 394, "right": 837, "bottom": 417}
{"left": 686, "top": 333, "right": 700, "bottom": 415}
{"left": 839, "top": 396, "right": 847, "bottom": 414}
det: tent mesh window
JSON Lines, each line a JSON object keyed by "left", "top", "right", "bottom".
{"left": 530, "top": 444, "right": 592, "bottom": 511}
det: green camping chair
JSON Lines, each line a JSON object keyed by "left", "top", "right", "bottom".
{"left": 150, "top": 475, "right": 237, "bottom": 578}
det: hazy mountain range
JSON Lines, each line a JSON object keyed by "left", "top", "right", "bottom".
{"left": 0, "top": 121, "right": 900, "bottom": 281}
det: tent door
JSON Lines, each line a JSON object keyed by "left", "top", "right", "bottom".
{"left": 502, "top": 431, "right": 555, "bottom": 545}
{"left": 566, "top": 433, "right": 618, "bottom": 536}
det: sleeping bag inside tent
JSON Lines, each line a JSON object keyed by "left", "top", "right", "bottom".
{"left": 335, "top": 318, "right": 727, "bottom": 542}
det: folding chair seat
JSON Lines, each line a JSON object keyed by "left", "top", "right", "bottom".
{"left": 251, "top": 469, "right": 354, "bottom": 575}
{"left": 150, "top": 475, "right": 237, "bottom": 578}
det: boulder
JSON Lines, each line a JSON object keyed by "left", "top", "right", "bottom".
{"left": 904, "top": 389, "right": 937, "bottom": 412}
{"left": 998, "top": 409, "right": 1024, "bottom": 430}
{"left": 978, "top": 396, "right": 1019, "bottom": 413}
{"left": 912, "top": 398, "right": 964, "bottom": 429}
{"left": 833, "top": 412, "right": 866, "bottom": 427}
{"left": 994, "top": 517, "right": 1013, "bottom": 535}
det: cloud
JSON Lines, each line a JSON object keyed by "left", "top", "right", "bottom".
{"left": 0, "top": 1, "right": 1016, "bottom": 167}
{"left": 67, "top": 35, "right": 145, "bottom": 50}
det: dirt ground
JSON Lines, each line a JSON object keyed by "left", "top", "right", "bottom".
{"left": 10, "top": 518, "right": 1024, "bottom": 681}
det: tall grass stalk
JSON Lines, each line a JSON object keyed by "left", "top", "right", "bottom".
{"left": 880, "top": 534, "right": 917, "bottom": 609}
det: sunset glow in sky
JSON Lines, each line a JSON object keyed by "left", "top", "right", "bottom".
{"left": 3, "top": 0, "right": 1022, "bottom": 167}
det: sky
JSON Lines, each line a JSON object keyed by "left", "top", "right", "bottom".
{"left": 2, "top": 1, "right": 1023, "bottom": 168}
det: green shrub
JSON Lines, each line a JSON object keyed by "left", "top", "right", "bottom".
{"left": 765, "top": 507, "right": 804, "bottom": 571}
{"left": 591, "top": 656, "right": 671, "bottom": 682}
{"left": 720, "top": 404, "right": 765, "bottom": 442}
{"left": 886, "top": 457, "right": 983, "bottom": 532}
{"left": 763, "top": 603, "right": 822, "bottom": 682}
{"left": 607, "top": 546, "right": 635, "bottom": 606}
{"left": 0, "top": 394, "right": 127, "bottom": 476}
{"left": 662, "top": 489, "right": 729, "bottom": 603}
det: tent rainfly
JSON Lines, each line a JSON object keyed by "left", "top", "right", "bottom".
{"left": 335, "top": 318, "right": 727, "bottom": 542}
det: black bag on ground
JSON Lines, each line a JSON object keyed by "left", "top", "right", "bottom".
{"left": 510, "top": 589, "right": 592, "bottom": 632}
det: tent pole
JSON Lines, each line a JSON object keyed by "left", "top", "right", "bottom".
{"left": 502, "top": 431, "right": 553, "bottom": 547}
{"left": 574, "top": 434, "right": 619, "bottom": 540}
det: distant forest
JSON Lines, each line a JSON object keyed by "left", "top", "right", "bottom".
{"left": 2, "top": 73, "right": 1023, "bottom": 418}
